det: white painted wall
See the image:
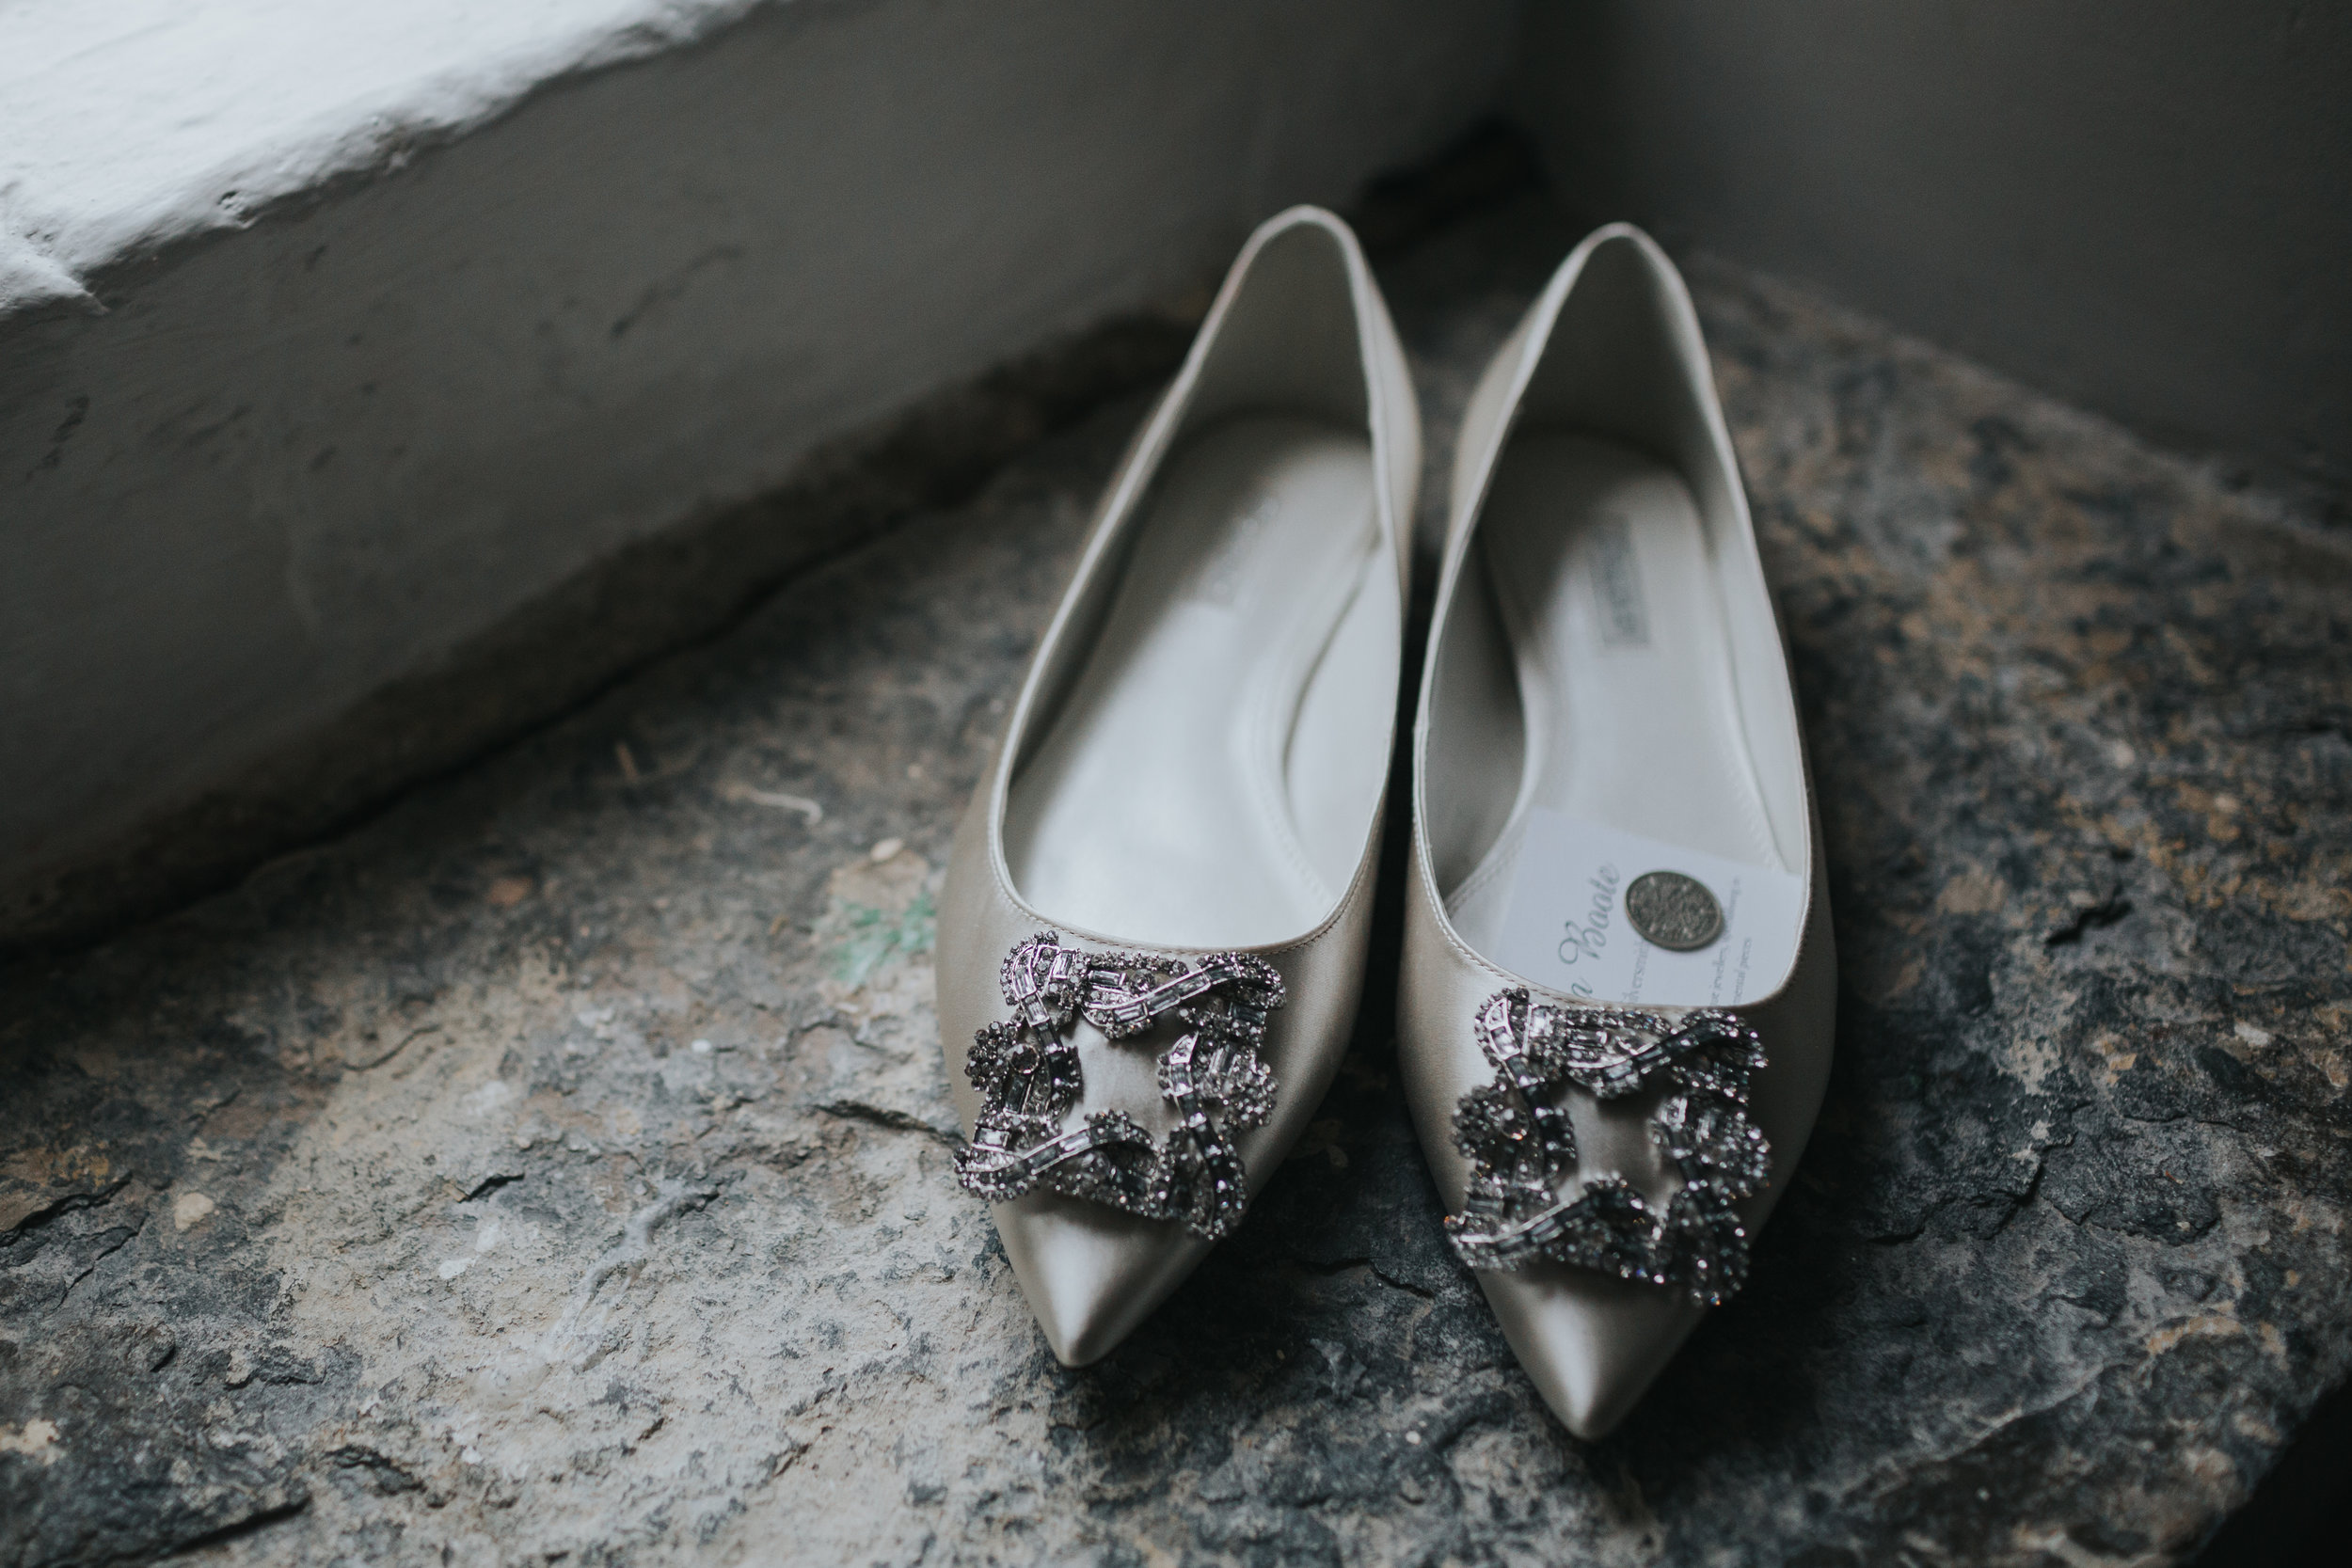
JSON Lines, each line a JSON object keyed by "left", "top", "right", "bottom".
{"left": 0, "top": 0, "right": 768, "bottom": 311}
{"left": 1, "top": 0, "right": 1517, "bottom": 907}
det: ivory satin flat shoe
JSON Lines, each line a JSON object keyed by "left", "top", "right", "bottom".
{"left": 1398, "top": 225, "right": 1836, "bottom": 1438}
{"left": 936, "top": 207, "right": 1419, "bottom": 1365}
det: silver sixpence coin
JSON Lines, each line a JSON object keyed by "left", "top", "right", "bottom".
{"left": 1625, "top": 870, "right": 1724, "bottom": 951}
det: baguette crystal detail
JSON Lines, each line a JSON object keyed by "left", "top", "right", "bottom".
{"left": 1444, "top": 989, "right": 1770, "bottom": 1307}
{"left": 955, "top": 931, "right": 1284, "bottom": 1241}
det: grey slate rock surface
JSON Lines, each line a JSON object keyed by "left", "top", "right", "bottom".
{"left": 3, "top": 196, "right": 2347, "bottom": 1566}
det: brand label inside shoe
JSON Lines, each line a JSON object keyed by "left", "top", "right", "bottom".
{"left": 1488, "top": 808, "right": 1806, "bottom": 1007}
{"left": 1586, "top": 514, "right": 1651, "bottom": 648}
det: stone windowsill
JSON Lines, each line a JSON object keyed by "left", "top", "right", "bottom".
{"left": 2, "top": 192, "right": 2344, "bottom": 1566}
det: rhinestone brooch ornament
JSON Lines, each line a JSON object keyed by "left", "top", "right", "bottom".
{"left": 1443, "top": 989, "right": 1771, "bottom": 1307}
{"left": 954, "top": 931, "right": 1284, "bottom": 1241}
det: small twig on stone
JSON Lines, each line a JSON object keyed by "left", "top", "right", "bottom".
{"left": 719, "top": 780, "right": 823, "bottom": 823}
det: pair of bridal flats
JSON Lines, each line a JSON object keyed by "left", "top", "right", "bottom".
{"left": 934, "top": 207, "right": 1835, "bottom": 1439}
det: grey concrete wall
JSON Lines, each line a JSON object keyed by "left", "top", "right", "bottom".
{"left": 1513, "top": 1, "right": 2351, "bottom": 499}
{"left": 1, "top": 0, "right": 1516, "bottom": 935}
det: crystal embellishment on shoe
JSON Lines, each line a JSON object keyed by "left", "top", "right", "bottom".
{"left": 1443, "top": 989, "right": 1771, "bottom": 1307}
{"left": 954, "top": 931, "right": 1285, "bottom": 1241}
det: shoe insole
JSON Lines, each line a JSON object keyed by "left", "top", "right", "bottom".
{"left": 1446, "top": 432, "right": 1790, "bottom": 992}
{"left": 1005, "top": 416, "right": 1392, "bottom": 950}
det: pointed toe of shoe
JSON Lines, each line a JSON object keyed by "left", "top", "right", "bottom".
{"left": 993, "top": 1195, "right": 1212, "bottom": 1366}
{"left": 1478, "top": 1264, "right": 1705, "bottom": 1441}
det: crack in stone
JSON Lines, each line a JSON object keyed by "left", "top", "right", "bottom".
{"left": 1915, "top": 1374, "right": 2106, "bottom": 1473}
{"left": 2279, "top": 712, "right": 2352, "bottom": 746}
{"left": 344, "top": 1024, "right": 441, "bottom": 1072}
{"left": 2044, "top": 895, "right": 2132, "bottom": 947}
{"left": 326, "top": 1445, "right": 424, "bottom": 1495}
{"left": 1368, "top": 1263, "right": 1437, "bottom": 1301}
{"left": 1, "top": 1178, "right": 130, "bottom": 1243}
{"left": 1862, "top": 1158, "right": 2048, "bottom": 1247}
{"left": 163, "top": 1493, "right": 312, "bottom": 1559}
{"left": 59, "top": 1213, "right": 148, "bottom": 1306}
{"left": 1990, "top": 1157, "right": 2048, "bottom": 1236}
{"left": 809, "top": 1099, "right": 958, "bottom": 1145}
{"left": 457, "top": 1172, "right": 526, "bottom": 1203}
{"left": 1290, "top": 1254, "right": 1438, "bottom": 1301}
